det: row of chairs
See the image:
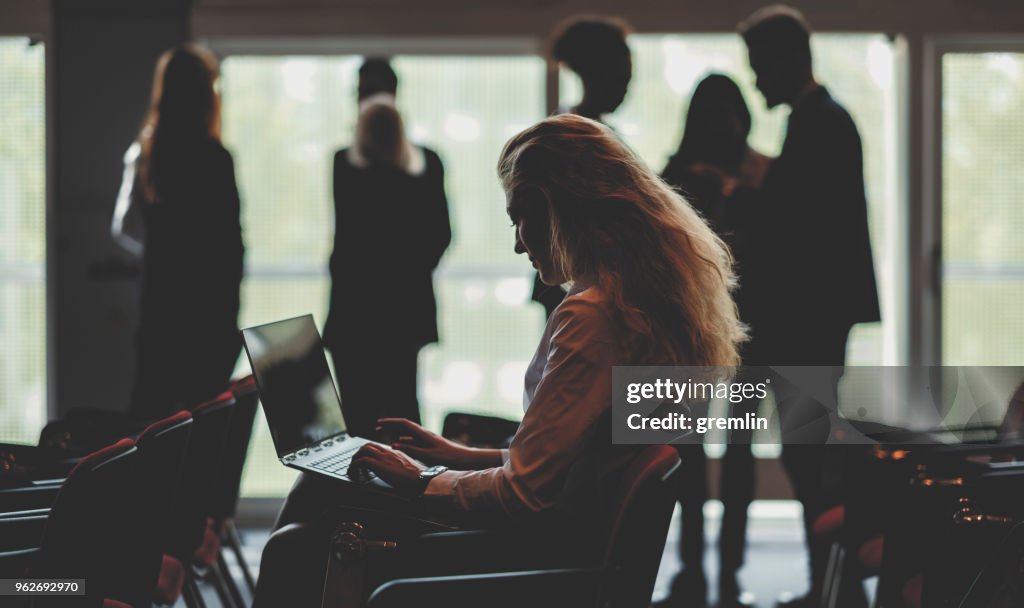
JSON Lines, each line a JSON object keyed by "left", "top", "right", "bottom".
{"left": 812, "top": 384, "right": 1024, "bottom": 607}
{"left": 0, "top": 377, "right": 260, "bottom": 608}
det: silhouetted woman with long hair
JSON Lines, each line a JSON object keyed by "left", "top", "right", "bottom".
{"left": 658, "top": 73, "right": 771, "bottom": 608}
{"left": 131, "top": 45, "right": 244, "bottom": 418}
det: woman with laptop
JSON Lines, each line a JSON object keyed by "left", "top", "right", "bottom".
{"left": 254, "top": 113, "right": 745, "bottom": 605}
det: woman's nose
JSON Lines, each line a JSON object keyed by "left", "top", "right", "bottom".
{"left": 514, "top": 232, "right": 526, "bottom": 254}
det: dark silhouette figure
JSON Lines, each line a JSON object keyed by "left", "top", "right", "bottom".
{"left": 130, "top": 45, "right": 244, "bottom": 419}
{"left": 530, "top": 16, "right": 634, "bottom": 318}
{"left": 658, "top": 74, "right": 771, "bottom": 608}
{"left": 738, "top": 6, "right": 880, "bottom": 608}
{"left": 323, "top": 59, "right": 451, "bottom": 439}
{"left": 357, "top": 57, "right": 398, "bottom": 101}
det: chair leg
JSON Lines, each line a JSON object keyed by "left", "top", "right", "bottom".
{"left": 826, "top": 546, "right": 847, "bottom": 608}
{"left": 218, "top": 549, "right": 248, "bottom": 608}
{"left": 822, "top": 542, "right": 840, "bottom": 608}
{"left": 190, "top": 561, "right": 237, "bottom": 608}
{"left": 206, "top": 562, "right": 238, "bottom": 608}
{"left": 223, "top": 519, "right": 257, "bottom": 594}
{"left": 183, "top": 573, "right": 207, "bottom": 608}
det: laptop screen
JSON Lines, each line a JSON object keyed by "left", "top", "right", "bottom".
{"left": 241, "top": 315, "right": 347, "bottom": 458}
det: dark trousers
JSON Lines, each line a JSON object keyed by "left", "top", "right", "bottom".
{"left": 674, "top": 327, "right": 851, "bottom": 596}
{"left": 330, "top": 344, "right": 422, "bottom": 439}
{"left": 771, "top": 325, "right": 852, "bottom": 596}
{"left": 675, "top": 386, "right": 759, "bottom": 586}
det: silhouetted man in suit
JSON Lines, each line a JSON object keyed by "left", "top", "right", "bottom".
{"left": 738, "top": 6, "right": 880, "bottom": 607}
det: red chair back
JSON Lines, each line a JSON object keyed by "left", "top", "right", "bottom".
{"left": 32, "top": 438, "right": 139, "bottom": 607}
{"left": 167, "top": 393, "right": 234, "bottom": 562}
{"left": 211, "top": 376, "right": 260, "bottom": 521}
{"left": 120, "top": 411, "right": 193, "bottom": 606}
{"left": 600, "top": 445, "right": 681, "bottom": 607}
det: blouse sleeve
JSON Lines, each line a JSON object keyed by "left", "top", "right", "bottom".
{"left": 424, "top": 296, "right": 617, "bottom": 521}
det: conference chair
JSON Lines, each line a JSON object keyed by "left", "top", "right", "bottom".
{"left": 957, "top": 520, "right": 1024, "bottom": 608}
{"left": 120, "top": 411, "right": 194, "bottom": 607}
{"left": 318, "top": 444, "right": 681, "bottom": 608}
{"left": 0, "top": 438, "right": 139, "bottom": 608}
{"left": 158, "top": 392, "right": 235, "bottom": 608}
{"left": 209, "top": 375, "right": 261, "bottom": 604}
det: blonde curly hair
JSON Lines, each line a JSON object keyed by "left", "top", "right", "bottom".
{"left": 499, "top": 114, "right": 746, "bottom": 367}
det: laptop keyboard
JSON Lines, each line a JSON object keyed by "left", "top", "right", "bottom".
{"left": 307, "top": 444, "right": 377, "bottom": 482}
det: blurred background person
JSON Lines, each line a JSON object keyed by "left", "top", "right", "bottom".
{"left": 531, "top": 15, "right": 634, "bottom": 317}
{"left": 656, "top": 73, "right": 771, "bottom": 608}
{"left": 739, "top": 6, "right": 880, "bottom": 607}
{"left": 323, "top": 58, "right": 452, "bottom": 440}
{"left": 130, "top": 44, "right": 244, "bottom": 420}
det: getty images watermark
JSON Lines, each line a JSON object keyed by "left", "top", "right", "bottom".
{"left": 612, "top": 366, "right": 1024, "bottom": 446}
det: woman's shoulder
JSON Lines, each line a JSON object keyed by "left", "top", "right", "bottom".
{"left": 418, "top": 145, "right": 444, "bottom": 175}
{"left": 193, "top": 139, "right": 234, "bottom": 173}
{"left": 550, "top": 287, "right": 618, "bottom": 344}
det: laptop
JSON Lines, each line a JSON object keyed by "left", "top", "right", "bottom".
{"left": 241, "top": 314, "right": 391, "bottom": 489}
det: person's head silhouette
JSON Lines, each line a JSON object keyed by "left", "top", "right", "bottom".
{"left": 675, "top": 74, "right": 752, "bottom": 173}
{"left": 355, "top": 94, "right": 412, "bottom": 170}
{"left": 358, "top": 57, "right": 398, "bottom": 101}
{"left": 549, "top": 16, "right": 633, "bottom": 121}
{"left": 138, "top": 44, "right": 221, "bottom": 203}
{"left": 738, "top": 5, "right": 815, "bottom": 108}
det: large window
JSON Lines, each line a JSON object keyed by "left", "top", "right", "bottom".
{"left": 220, "top": 53, "right": 545, "bottom": 497}
{"left": 942, "top": 52, "right": 1024, "bottom": 366}
{"left": 0, "top": 38, "right": 46, "bottom": 445}
{"left": 222, "top": 35, "right": 904, "bottom": 495}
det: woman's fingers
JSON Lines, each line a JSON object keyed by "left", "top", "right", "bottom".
{"left": 376, "top": 418, "right": 420, "bottom": 434}
{"left": 392, "top": 442, "right": 429, "bottom": 460}
{"left": 356, "top": 443, "right": 393, "bottom": 460}
{"left": 377, "top": 418, "right": 433, "bottom": 443}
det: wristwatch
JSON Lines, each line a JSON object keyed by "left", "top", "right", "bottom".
{"left": 417, "top": 465, "right": 448, "bottom": 496}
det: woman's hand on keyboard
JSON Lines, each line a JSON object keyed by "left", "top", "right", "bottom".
{"left": 378, "top": 418, "right": 502, "bottom": 470}
{"left": 351, "top": 443, "right": 427, "bottom": 496}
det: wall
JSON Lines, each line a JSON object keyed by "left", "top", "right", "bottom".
{"left": 191, "top": 0, "right": 1024, "bottom": 37}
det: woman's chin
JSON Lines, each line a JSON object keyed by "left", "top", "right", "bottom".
{"left": 537, "top": 271, "right": 566, "bottom": 287}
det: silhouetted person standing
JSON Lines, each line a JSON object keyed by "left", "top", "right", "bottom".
{"left": 658, "top": 74, "right": 770, "bottom": 608}
{"left": 323, "top": 59, "right": 451, "bottom": 439}
{"left": 130, "top": 45, "right": 244, "bottom": 419}
{"left": 739, "top": 6, "right": 879, "bottom": 607}
{"left": 531, "top": 16, "right": 633, "bottom": 318}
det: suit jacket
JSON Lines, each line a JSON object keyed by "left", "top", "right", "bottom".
{"left": 742, "top": 86, "right": 880, "bottom": 347}
{"left": 324, "top": 146, "right": 452, "bottom": 349}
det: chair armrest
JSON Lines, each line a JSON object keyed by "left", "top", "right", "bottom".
{"left": 958, "top": 522, "right": 1024, "bottom": 608}
{"left": 0, "top": 513, "right": 47, "bottom": 552}
{"left": 0, "top": 546, "right": 39, "bottom": 578}
{"left": 411, "top": 529, "right": 596, "bottom": 576}
{"left": 930, "top": 439, "right": 1024, "bottom": 461}
{"left": 0, "top": 483, "right": 62, "bottom": 513}
{"left": 366, "top": 567, "right": 606, "bottom": 608}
